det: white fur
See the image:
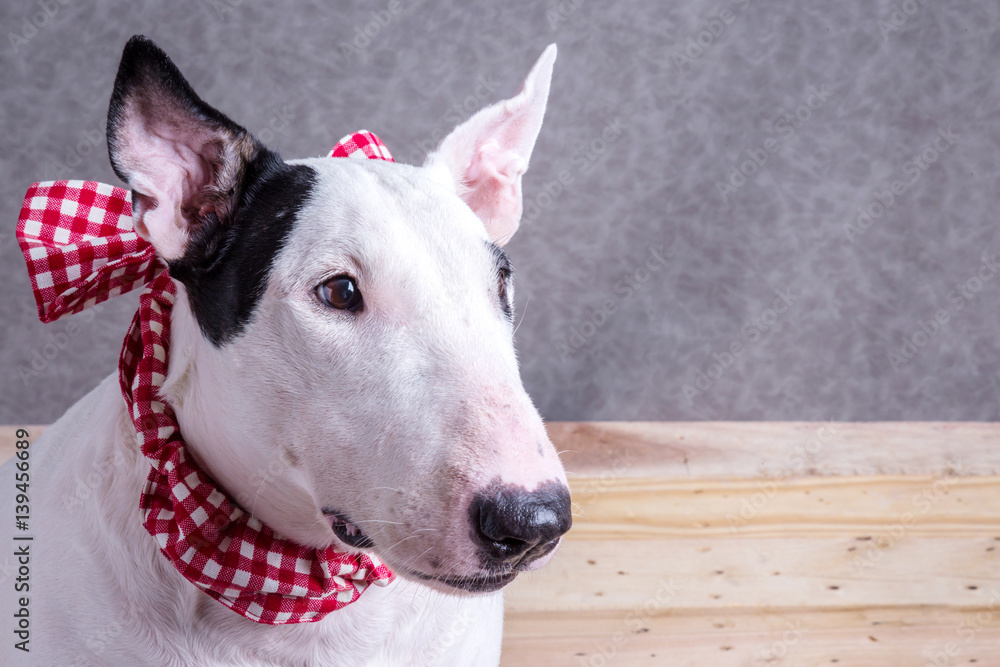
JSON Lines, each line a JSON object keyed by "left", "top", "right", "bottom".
{"left": 2, "top": 45, "right": 563, "bottom": 665}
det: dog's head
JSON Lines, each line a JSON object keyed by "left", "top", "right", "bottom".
{"left": 106, "top": 36, "right": 570, "bottom": 593}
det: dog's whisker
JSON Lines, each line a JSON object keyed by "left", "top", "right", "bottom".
{"left": 395, "top": 545, "right": 437, "bottom": 568}
{"left": 386, "top": 545, "right": 438, "bottom": 582}
{"left": 307, "top": 516, "right": 329, "bottom": 532}
{"left": 381, "top": 534, "right": 427, "bottom": 553}
{"left": 513, "top": 291, "right": 531, "bottom": 336}
{"left": 349, "top": 519, "right": 407, "bottom": 526}
{"left": 495, "top": 228, "right": 517, "bottom": 246}
{"left": 249, "top": 470, "right": 271, "bottom": 518}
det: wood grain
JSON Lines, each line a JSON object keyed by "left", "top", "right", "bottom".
{"left": 567, "top": 475, "right": 1000, "bottom": 539}
{"left": 505, "top": 536, "right": 1000, "bottom": 614}
{"left": 3, "top": 423, "right": 998, "bottom": 664}
{"left": 551, "top": 421, "right": 1000, "bottom": 478}
{"left": 503, "top": 608, "right": 1000, "bottom": 666}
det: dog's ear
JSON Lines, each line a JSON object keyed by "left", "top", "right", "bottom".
{"left": 107, "top": 35, "right": 267, "bottom": 260}
{"left": 423, "top": 45, "right": 556, "bottom": 246}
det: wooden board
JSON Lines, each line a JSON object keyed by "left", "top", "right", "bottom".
{"left": 551, "top": 421, "right": 1000, "bottom": 478}
{"left": 507, "top": 536, "right": 1000, "bottom": 614}
{"left": 502, "top": 522, "right": 1000, "bottom": 665}
{"left": 2, "top": 423, "right": 998, "bottom": 665}
{"left": 567, "top": 475, "right": 1000, "bottom": 539}
{"left": 503, "top": 608, "right": 1000, "bottom": 666}
{"left": 501, "top": 423, "right": 1000, "bottom": 666}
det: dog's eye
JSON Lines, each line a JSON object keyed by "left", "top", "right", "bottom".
{"left": 317, "top": 276, "right": 363, "bottom": 311}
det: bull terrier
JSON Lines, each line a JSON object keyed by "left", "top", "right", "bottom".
{"left": 2, "top": 35, "right": 570, "bottom": 666}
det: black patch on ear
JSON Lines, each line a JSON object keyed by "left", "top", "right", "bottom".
{"left": 167, "top": 158, "right": 317, "bottom": 346}
{"left": 107, "top": 35, "right": 249, "bottom": 185}
{"left": 107, "top": 35, "right": 316, "bottom": 346}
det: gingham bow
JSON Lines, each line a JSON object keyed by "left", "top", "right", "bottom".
{"left": 16, "top": 132, "right": 395, "bottom": 625}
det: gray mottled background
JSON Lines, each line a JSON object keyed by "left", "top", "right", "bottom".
{"left": 1, "top": 0, "right": 998, "bottom": 423}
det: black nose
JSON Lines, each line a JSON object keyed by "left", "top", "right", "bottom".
{"left": 470, "top": 481, "right": 572, "bottom": 567}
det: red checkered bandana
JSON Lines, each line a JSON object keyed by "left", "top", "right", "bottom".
{"left": 16, "top": 132, "right": 395, "bottom": 624}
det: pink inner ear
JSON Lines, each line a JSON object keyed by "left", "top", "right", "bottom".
{"left": 118, "top": 103, "right": 226, "bottom": 260}
{"left": 463, "top": 142, "right": 527, "bottom": 240}
{"left": 424, "top": 45, "right": 556, "bottom": 247}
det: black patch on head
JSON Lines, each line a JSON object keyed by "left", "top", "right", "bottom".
{"left": 487, "top": 241, "right": 514, "bottom": 322}
{"left": 105, "top": 35, "right": 317, "bottom": 345}
{"left": 167, "top": 160, "right": 317, "bottom": 345}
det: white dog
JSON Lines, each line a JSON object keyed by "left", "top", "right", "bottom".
{"left": 2, "top": 36, "right": 570, "bottom": 666}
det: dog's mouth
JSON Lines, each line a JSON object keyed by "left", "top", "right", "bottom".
{"left": 390, "top": 536, "right": 563, "bottom": 593}
{"left": 322, "top": 509, "right": 374, "bottom": 549}
{"left": 432, "top": 571, "right": 519, "bottom": 593}
{"left": 404, "top": 568, "right": 519, "bottom": 593}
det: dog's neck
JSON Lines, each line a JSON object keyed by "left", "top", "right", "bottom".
{"left": 156, "top": 282, "right": 328, "bottom": 546}
{"left": 156, "top": 282, "right": 239, "bottom": 486}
